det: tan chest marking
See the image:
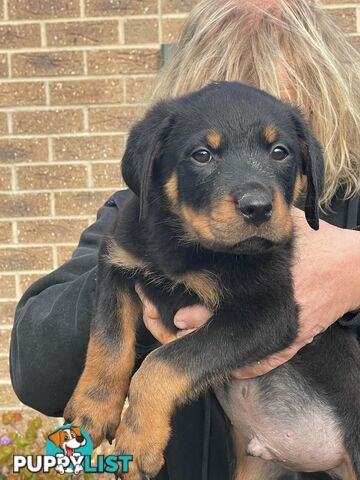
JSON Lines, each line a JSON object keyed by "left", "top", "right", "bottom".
{"left": 175, "top": 270, "right": 222, "bottom": 310}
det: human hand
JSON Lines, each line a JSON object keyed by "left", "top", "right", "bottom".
{"left": 233, "top": 208, "right": 360, "bottom": 379}
{"left": 135, "top": 284, "right": 212, "bottom": 344}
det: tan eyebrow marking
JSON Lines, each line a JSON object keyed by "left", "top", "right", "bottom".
{"left": 207, "top": 130, "right": 222, "bottom": 149}
{"left": 264, "top": 124, "right": 277, "bottom": 143}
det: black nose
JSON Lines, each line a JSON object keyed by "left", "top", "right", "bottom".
{"left": 236, "top": 193, "right": 273, "bottom": 226}
{"left": 76, "top": 435, "right": 84, "bottom": 443}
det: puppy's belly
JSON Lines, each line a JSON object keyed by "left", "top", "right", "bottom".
{"left": 215, "top": 371, "right": 344, "bottom": 472}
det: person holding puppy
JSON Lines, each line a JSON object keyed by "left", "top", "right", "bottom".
{"left": 10, "top": 0, "right": 360, "bottom": 479}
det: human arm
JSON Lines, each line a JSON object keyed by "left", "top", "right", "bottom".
{"left": 9, "top": 191, "right": 128, "bottom": 416}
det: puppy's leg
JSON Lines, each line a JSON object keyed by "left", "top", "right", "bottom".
{"left": 64, "top": 266, "right": 141, "bottom": 448}
{"left": 115, "top": 301, "right": 297, "bottom": 479}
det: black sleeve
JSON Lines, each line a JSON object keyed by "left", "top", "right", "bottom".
{"left": 10, "top": 191, "right": 128, "bottom": 417}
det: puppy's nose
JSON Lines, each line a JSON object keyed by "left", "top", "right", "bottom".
{"left": 76, "top": 435, "right": 84, "bottom": 443}
{"left": 236, "top": 192, "right": 273, "bottom": 226}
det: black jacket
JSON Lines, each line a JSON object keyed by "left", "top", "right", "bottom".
{"left": 10, "top": 189, "right": 360, "bottom": 480}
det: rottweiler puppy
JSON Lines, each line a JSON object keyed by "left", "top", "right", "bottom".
{"left": 64, "top": 82, "right": 360, "bottom": 480}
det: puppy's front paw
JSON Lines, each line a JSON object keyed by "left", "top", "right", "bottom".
{"left": 114, "top": 407, "right": 169, "bottom": 480}
{"left": 64, "top": 393, "right": 121, "bottom": 448}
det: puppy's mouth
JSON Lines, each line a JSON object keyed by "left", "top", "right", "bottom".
{"left": 65, "top": 446, "right": 75, "bottom": 456}
{"left": 198, "top": 235, "right": 284, "bottom": 255}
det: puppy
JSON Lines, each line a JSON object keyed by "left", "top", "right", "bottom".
{"left": 64, "top": 81, "right": 360, "bottom": 480}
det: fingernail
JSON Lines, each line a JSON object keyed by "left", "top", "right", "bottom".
{"left": 174, "top": 320, "right": 187, "bottom": 329}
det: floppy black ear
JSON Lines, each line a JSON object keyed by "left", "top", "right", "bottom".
{"left": 121, "top": 101, "right": 174, "bottom": 220}
{"left": 291, "top": 109, "right": 324, "bottom": 230}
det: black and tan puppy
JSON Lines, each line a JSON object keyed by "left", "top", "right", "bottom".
{"left": 64, "top": 82, "right": 360, "bottom": 480}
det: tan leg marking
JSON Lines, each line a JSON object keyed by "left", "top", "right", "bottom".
{"left": 207, "top": 130, "right": 222, "bottom": 149}
{"left": 64, "top": 291, "right": 141, "bottom": 448}
{"left": 115, "top": 358, "right": 191, "bottom": 479}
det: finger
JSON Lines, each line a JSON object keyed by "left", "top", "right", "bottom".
{"left": 174, "top": 305, "right": 213, "bottom": 329}
{"left": 135, "top": 283, "right": 159, "bottom": 320}
{"left": 232, "top": 344, "right": 300, "bottom": 379}
{"left": 143, "top": 311, "right": 176, "bottom": 344}
{"left": 176, "top": 328, "right": 197, "bottom": 339}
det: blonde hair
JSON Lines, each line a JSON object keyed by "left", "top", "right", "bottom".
{"left": 152, "top": 0, "right": 360, "bottom": 206}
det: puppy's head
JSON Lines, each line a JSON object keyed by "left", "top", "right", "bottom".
{"left": 48, "top": 426, "right": 85, "bottom": 451}
{"left": 122, "top": 81, "right": 324, "bottom": 254}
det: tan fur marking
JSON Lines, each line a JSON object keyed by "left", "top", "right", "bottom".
{"left": 264, "top": 124, "right": 277, "bottom": 143}
{"left": 292, "top": 174, "right": 306, "bottom": 203}
{"left": 177, "top": 270, "right": 221, "bottom": 310}
{"left": 181, "top": 205, "right": 216, "bottom": 241}
{"left": 106, "top": 240, "right": 148, "bottom": 272}
{"left": 116, "top": 358, "right": 192, "bottom": 477}
{"left": 207, "top": 130, "right": 222, "bottom": 149}
{"left": 64, "top": 291, "right": 141, "bottom": 448}
{"left": 272, "top": 190, "right": 293, "bottom": 237}
{"left": 165, "top": 174, "right": 179, "bottom": 208}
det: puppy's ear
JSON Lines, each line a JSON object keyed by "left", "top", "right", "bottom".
{"left": 291, "top": 109, "right": 324, "bottom": 230}
{"left": 121, "top": 101, "right": 175, "bottom": 220}
{"left": 48, "top": 429, "right": 64, "bottom": 447}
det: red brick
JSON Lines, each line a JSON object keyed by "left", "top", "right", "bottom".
{"left": 50, "top": 79, "right": 124, "bottom": 105}
{"left": 0, "top": 356, "right": 10, "bottom": 379}
{"left": 0, "top": 113, "right": 7, "bottom": 134}
{"left": 9, "top": 0, "right": 80, "bottom": 20}
{"left": 92, "top": 162, "right": 125, "bottom": 188}
{"left": 0, "top": 139, "right": 48, "bottom": 164}
{"left": 12, "top": 52, "right": 84, "bottom": 78}
{"left": 126, "top": 76, "right": 155, "bottom": 103}
{"left": 20, "top": 273, "right": 44, "bottom": 294}
{"left": 0, "top": 24, "right": 41, "bottom": 49}
{"left": 0, "top": 247, "right": 53, "bottom": 271}
{"left": 88, "top": 48, "right": 159, "bottom": 75}
{"left": 85, "top": 0, "right": 157, "bottom": 16}
{"left": 0, "top": 384, "right": 22, "bottom": 408}
{"left": 162, "top": 17, "right": 186, "bottom": 43}
{"left": 162, "top": 0, "right": 198, "bottom": 14}
{"left": 47, "top": 20, "right": 119, "bottom": 47}
{"left": 53, "top": 135, "right": 124, "bottom": 161}
{"left": 0, "top": 276, "right": 16, "bottom": 298}
{"left": 0, "top": 167, "right": 11, "bottom": 191}
{"left": 0, "top": 331, "right": 11, "bottom": 359}
{"left": 13, "top": 109, "right": 84, "bottom": 135}
{"left": 54, "top": 190, "right": 114, "bottom": 215}
{"left": 0, "top": 55, "right": 8, "bottom": 78}
{"left": 57, "top": 245, "right": 76, "bottom": 264}
{"left": 89, "top": 106, "right": 144, "bottom": 132}
{"left": 0, "top": 222, "right": 12, "bottom": 243}
{"left": 0, "top": 302, "right": 16, "bottom": 325}
{"left": 0, "top": 82, "right": 45, "bottom": 107}
{"left": 17, "top": 219, "right": 89, "bottom": 244}
{"left": 17, "top": 165, "right": 88, "bottom": 190}
{"left": 124, "top": 19, "right": 159, "bottom": 44}
{"left": 326, "top": 8, "right": 357, "bottom": 33}
{"left": 0, "top": 193, "right": 51, "bottom": 217}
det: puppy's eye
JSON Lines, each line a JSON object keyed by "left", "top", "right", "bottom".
{"left": 192, "top": 149, "right": 212, "bottom": 164}
{"left": 271, "top": 146, "right": 289, "bottom": 161}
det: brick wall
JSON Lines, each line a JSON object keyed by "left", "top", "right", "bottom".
{"left": 0, "top": 0, "right": 359, "bottom": 413}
